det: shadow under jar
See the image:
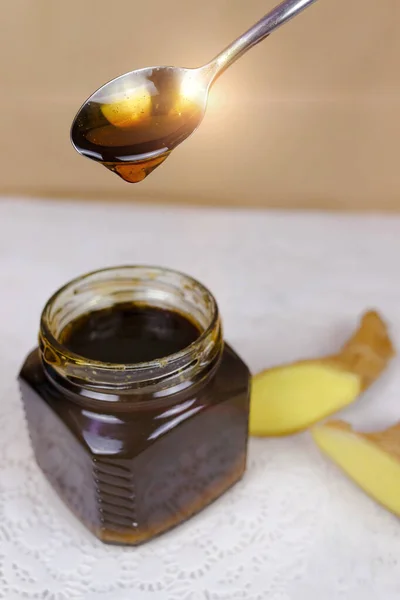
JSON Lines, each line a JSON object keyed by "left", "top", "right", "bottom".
{"left": 19, "top": 266, "right": 250, "bottom": 545}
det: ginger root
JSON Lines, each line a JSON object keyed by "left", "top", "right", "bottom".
{"left": 312, "top": 420, "right": 400, "bottom": 517}
{"left": 249, "top": 311, "right": 394, "bottom": 436}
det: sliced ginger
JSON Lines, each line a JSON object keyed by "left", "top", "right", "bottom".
{"left": 312, "top": 420, "right": 400, "bottom": 517}
{"left": 250, "top": 363, "right": 361, "bottom": 436}
{"left": 249, "top": 311, "right": 394, "bottom": 436}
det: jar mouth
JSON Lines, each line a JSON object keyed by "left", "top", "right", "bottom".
{"left": 39, "top": 266, "right": 222, "bottom": 393}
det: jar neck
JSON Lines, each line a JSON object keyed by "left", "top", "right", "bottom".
{"left": 39, "top": 266, "right": 223, "bottom": 407}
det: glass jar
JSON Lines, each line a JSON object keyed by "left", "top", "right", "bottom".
{"left": 19, "top": 266, "right": 250, "bottom": 545}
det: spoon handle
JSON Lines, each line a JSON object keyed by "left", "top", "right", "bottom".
{"left": 205, "top": 0, "right": 319, "bottom": 82}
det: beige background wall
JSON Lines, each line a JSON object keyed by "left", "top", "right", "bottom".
{"left": 2, "top": 0, "right": 400, "bottom": 209}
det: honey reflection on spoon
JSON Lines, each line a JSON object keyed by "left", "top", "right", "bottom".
{"left": 71, "top": 0, "right": 319, "bottom": 183}
{"left": 72, "top": 68, "right": 206, "bottom": 183}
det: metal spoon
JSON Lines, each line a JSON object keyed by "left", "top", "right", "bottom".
{"left": 71, "top": 0, "right": 319, "bottom": 183}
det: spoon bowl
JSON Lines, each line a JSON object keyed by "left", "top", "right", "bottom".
{"left": 71, "top": 0, "right": 319, "bottom": 183}
{"left": 71, "top": 66, "right": 209, "bottom": 182}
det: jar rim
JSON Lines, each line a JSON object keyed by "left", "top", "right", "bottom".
{"left": 39, "top": 265, "right": 222, "bottom": 393}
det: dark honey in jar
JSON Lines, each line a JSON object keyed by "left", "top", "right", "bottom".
{"left": 19, "top": 266, "right": 250, "bottom": 545}
{"left": 59, "top": 304, "right": 200, "bottom": 364}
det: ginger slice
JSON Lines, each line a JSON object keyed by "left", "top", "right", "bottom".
{"left": 249, "top": 311, "right": 394, "bottom": 436}
{"left": 250, "top": 362, "right": 361, "bottom": 436}
{"left": 312, "top": 420, "right": 400, "bottom": 517}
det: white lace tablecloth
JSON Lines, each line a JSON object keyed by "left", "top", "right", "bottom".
{"left": 1, "top": 197, "right": 400, "bottom": 600}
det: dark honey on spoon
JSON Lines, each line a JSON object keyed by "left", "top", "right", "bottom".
{"left": 71, "top": 68, "right": 204, "bottom": 183}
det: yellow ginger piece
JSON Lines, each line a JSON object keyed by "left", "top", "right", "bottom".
{"left": 249, "top": 311, "right": 394, "bottom": 436}
{"left": 312, "top": 420, "right": 400, "bottom": 517}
